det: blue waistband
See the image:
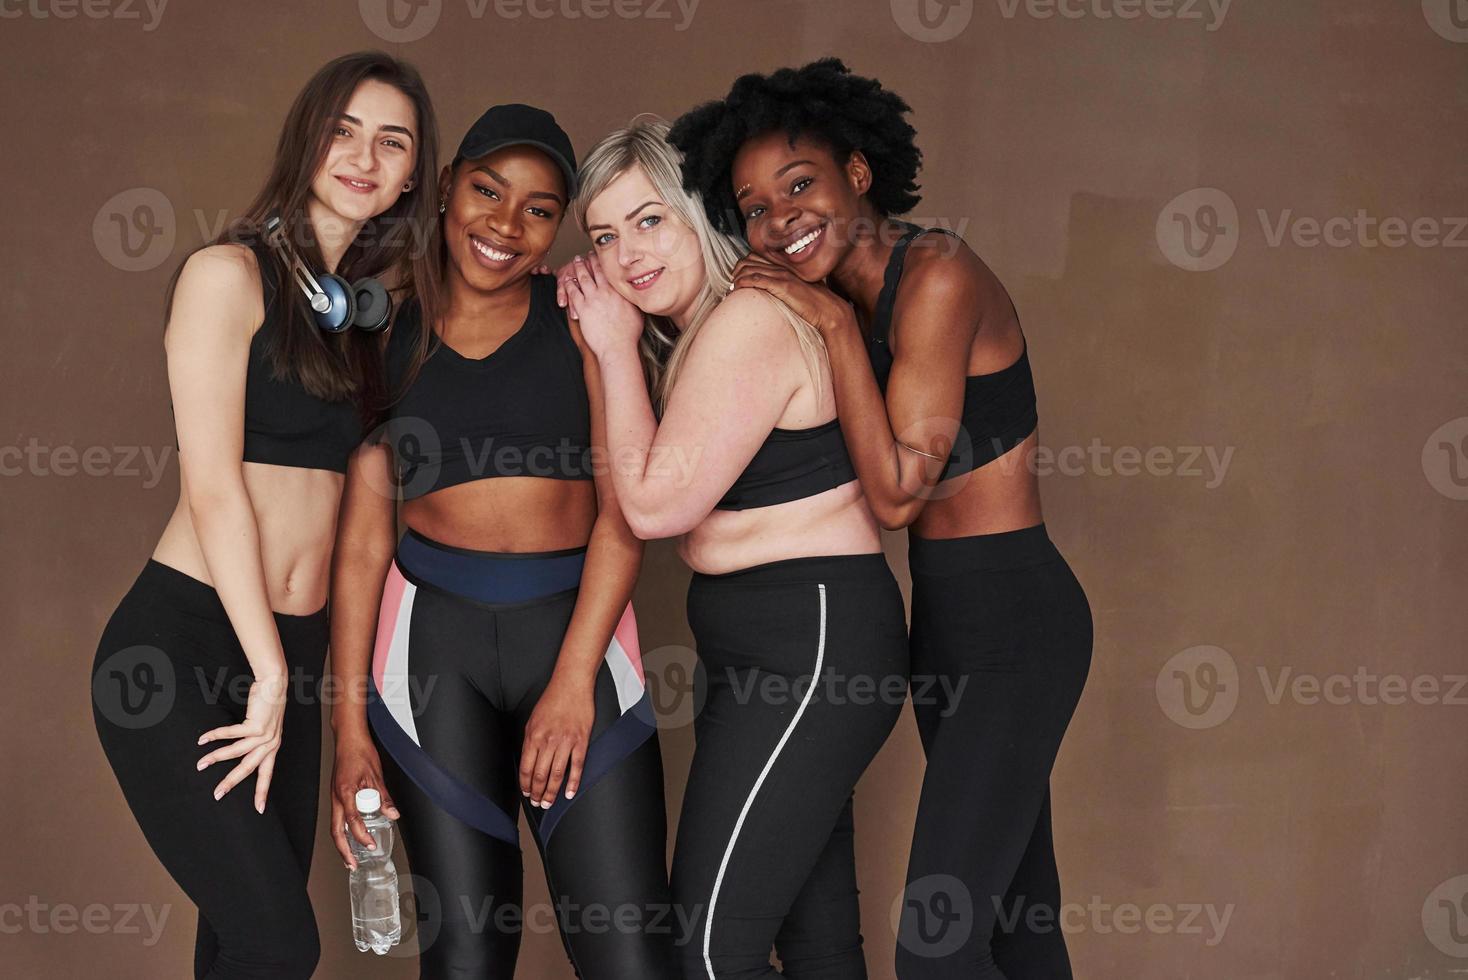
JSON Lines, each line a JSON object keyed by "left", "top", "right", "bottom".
{"left": 395, "top": 528, "right": 586, "bottom": 604}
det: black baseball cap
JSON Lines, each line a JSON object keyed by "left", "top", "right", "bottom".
{"left": 453, "top": 103, "right": 578, "bottom": 199}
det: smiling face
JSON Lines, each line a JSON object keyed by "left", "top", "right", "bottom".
{"left": 439, "top": 144, "right": 567, "bottom": 292}
{"left": 731, "top": 130, "right": 872, "bottom": 283}
{"left": 308, "top": 77, "right": 419, "bottom": 225}
{"left": 584, "top": 163, "right": 705, "bottom": 323}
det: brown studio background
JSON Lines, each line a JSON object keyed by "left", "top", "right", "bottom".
{"left": 3, "top": 1, "right": 1466, "bottom": 977}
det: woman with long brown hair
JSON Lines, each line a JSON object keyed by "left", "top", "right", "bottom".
{"left": 90, "top": 51, "right": 438, "bottom": 979}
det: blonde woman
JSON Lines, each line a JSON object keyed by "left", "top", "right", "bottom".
{"left": 558, "top": 116, "right": 908, "bottom": 979}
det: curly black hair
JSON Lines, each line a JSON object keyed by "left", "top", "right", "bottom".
{"left": 668, "top": 58, "right": 922, "bottom": 235}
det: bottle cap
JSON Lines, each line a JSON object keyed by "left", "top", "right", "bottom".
{"left": 355, "top": 788, "right": 381, "bottom": 814}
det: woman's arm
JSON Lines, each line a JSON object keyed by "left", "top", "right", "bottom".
{"left": 519, "top": 312, "right": 644, "bottom": 810}
{"left": 167, "top": 245, "right": 289, "bottom": 811}
{"left": 566, "top": 255, "right": 802, "bottom": 539}
{"left": 327, "top": 440, "right": 402, "bottom": 866}
{"left": 733, "top": 240, "right": 980, "bottom": 529}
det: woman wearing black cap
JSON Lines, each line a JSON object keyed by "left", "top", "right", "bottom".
{"left": 327, "top": 105, "right": 679, "bottom": 977}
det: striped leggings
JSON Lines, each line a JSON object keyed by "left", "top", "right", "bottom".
{"left": 672, "top": 553, "right": 909, "bottom": 979}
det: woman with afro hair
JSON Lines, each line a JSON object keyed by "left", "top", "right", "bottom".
{"left": 669, "top": 58, "right": 1094, "bottom": 980}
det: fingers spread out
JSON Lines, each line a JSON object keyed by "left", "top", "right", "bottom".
{"left": 197, "top": 723, "right": 254, "bottom": 746}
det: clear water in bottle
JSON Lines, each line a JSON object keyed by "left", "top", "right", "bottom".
{"left": 348, "top": 788, "right": 401, "bottom": 954}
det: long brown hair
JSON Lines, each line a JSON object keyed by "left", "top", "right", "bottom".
{"left": 165, "top": 51, "right": 442, "bottom": 415}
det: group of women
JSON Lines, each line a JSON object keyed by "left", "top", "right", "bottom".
{"left": 90, "top": 51, "right": 1092, "bottom": 980}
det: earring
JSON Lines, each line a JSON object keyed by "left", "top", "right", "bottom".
{"left": 403, "top": 181, "right": 414, "bottom": 192}
{"left": 439, "top": 199, "right": 447, "bottom": 214}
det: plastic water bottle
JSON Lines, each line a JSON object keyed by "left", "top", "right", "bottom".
{"left": 349, "top": 788, "right": 401, "bottom": 954}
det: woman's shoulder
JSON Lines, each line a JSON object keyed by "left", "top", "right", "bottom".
{"left": 178, "top": 241, "right": 265, "bottom": 298}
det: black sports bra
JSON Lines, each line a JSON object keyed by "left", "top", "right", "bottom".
{"left": 713, "top": 418, "right": 857, "bottom": 511}
{"left": 233, "top": 241, "right": 362, "bottom": 473}
{"left": 380, "top": 275, "right": 594, "bottom": 500}
{"left": 866, "top": 222, "right": 1038, "bottom": 481}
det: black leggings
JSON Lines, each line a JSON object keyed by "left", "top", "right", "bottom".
{"left": 368, "top": 530, "right": 678, "bottom": 978}
{"left": 896, "top": 524, "right": 1092, "bottom": 979}
{"left": 672, "top": 553, "right": 909, "bottom": 980}
{"left": 91, "top": 559, "right": 327, "bottom": 980}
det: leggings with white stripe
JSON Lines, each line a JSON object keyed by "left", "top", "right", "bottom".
{"left": 672, "top": 553, "right": 909, "bottom": 979}
{"left": 368, "top": 529, "right": 679, "bottom": 978}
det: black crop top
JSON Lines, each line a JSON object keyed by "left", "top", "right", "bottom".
{"left": 713, "top": 418, "right": 857, "bottom": 511}
{"left": 379, "top": 274, "right": 594, "bottom": 500}
{"left": 866, "top": 222, "right": 1038, "bottom": 481}
{"left": 233, "top": 241, "right": 362, "bottom": 473}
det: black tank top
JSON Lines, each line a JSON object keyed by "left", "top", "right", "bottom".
{"left": 235, "top": 241, "right": 363, "bottom": 473}
{"left": 381, "top": 275, "right": 594, "bottom": 500}
{"left": 867, "top": 223, "right": 1038, "bottom": 481}
{"left": 713, "top": 418, "right": 857, "bottom": 511}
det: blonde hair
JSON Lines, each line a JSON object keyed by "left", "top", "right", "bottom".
{"left": 572, "top": 114, "right": 825, "bottom": 412}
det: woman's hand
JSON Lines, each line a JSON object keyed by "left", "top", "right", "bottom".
{"left": 554, "top": 249, "right": 595, "bottom": 308}
{"left": 329, "top": 729, "right": 400, "bottom": 870}
{"left": 731, "top": 252, "right": 858, "bottom": 335}
{"left": 519, "top": 672, "right": 595, "bottom": 810}
{"left": 558, "top": 253, "right": 645, "bottom": 359}
{"left": 196, "top": 670, "right": 289, "bottom": 814}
